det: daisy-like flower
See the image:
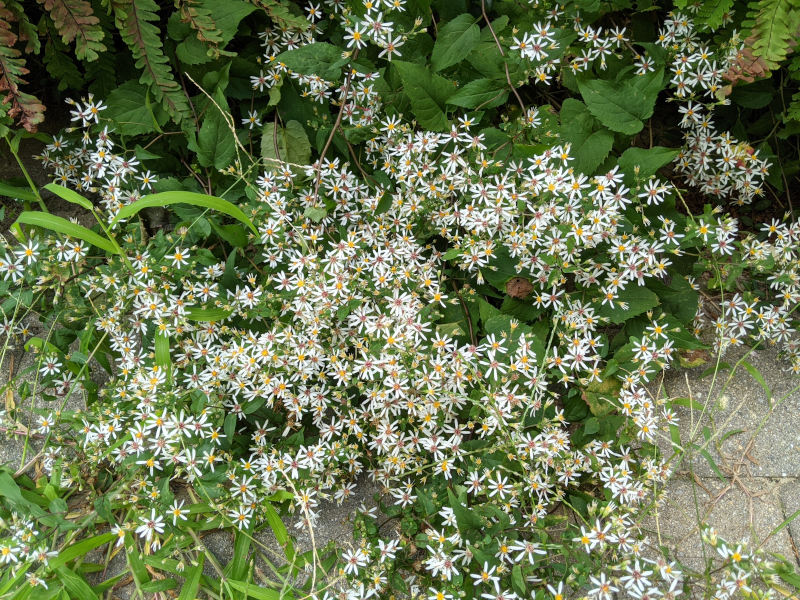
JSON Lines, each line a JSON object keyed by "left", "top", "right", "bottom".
{"left": 135, "top": 509, "right": 165, "bottom": 542}
{"left": 170, "top": 247, "right": 190, "bottom": 267}
{"left": 242, "top": 110, "right": 262, "bottom": 130}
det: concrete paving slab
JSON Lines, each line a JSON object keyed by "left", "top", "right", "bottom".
{"left": 651, "top": 345, "right": 800, "bottom": 479}
{"left": 641, "top": 475, "right": 796, "bottom": 572}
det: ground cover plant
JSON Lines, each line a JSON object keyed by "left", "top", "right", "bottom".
{"left": 1, "top": 0, "right": 800, "bottom": 598}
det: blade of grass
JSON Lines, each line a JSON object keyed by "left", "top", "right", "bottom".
{"left": 15, "top": 212, "right": 119, "bottom": 255}
{"left": 111, "top": 191, "right": 257, "bottom": 234}
{"left": 178, "top": 553, "right": 206, "bottom": 600}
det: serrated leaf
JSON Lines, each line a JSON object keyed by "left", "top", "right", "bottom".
{"left": 393, "top": 61, "right": 455, "bottom": 131}
{"left": 276, "top": 42, "right": 343, "bottom": 80}
{"left": 41, "top": 0, "right": 106, "bottom": 61}
{"left": 598, "top": 286, "right": 660, "bottom": 324}
{"left": 431, "top": 14, "right": 480, "bottom": 72}
{"left": 190, "top": 88, "right": 236, "bottom": 170}
{"left": 447, "top": 78, "right": 508, "bottom": 109}
{"left": 104, "top": 80, "right": 169, "bottom": 136}
{"left": 261, "top": 119, "right": 311, "bottom": 170}
{"left": 582, "top": 378, "right": 621, "bottom": 417}
{"left": 617, "top": 146, "right": 679, "bottom": 184}
{"left": 577, "top": 69, "right": 664, "bottom": 135}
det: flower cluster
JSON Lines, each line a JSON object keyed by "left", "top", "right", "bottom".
{"left": 0, "top": 3, "right": 797, "bottom": 599}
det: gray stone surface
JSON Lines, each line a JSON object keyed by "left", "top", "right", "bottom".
{"left": 644, "top": 343, "right": 800, "bottom": 579}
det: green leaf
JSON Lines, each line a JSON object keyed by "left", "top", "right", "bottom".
{"left": 446, "top": 78, "right": 508, "bottom": 109}
{"left": 15, "top": 212, "right": 119, "bottom": 255}
{"left": 54, "top": 566, "right": 96, "bottom": 600}
{"left": 598, "top": 286, "right": 660, "bottom": 324}
{"left": 111, "top": 191, "right": 257, "bottom": 234}
{"left": 644, "top": 273, "right": 698, "bottom": 324}
{"left": 303, "top": 206, "right": 327, "bottom": 222}
{"left": 0, "top": 182, "right": 37, "bottom": 202}
{"left": 393, "top": 61, "right": 455, "bottom": 131}
{"left": 175, "top": 0, "right": 257, "bottom": 64}
{"left": 265, "top": 503, "right": 295, "bottom": 563}
{"left": 185, "top": 307, "right": 234, "bottom": 321}
{"left": 431, "top": 14, "right": 481, "bottom": 72}
{"left": 190, "top": 88, "right": 236, "bottom": 170}
{"left": 577, "top": 69, "right": 664, "bottom": 135}
{"left": 261, "top": 120, "right": 312, "bottom": 170}
{"left": 277, "top": 42, "right": 344, "bottom": 80}
{"left": 617, "top": 146, "right": 679, "bottom": 184}
{"left": 178, "top": 553, "right": 205, "bottom": 600}
{"left": 447, "top": 488, "right": 483, "bottom": 532}
{"left": 104, "top": 80, "right": 169, "bottom": 136}
{"left": 226, "top": 580, "right": 283, "bottom": 600}
{"left": 49, "top": 533, "right": 115, "bottom": 569}
{"left": 141, "top": 579, "right": 178, "bottom": 593}
{"left": 43, "top": 184, "right": 93, "bottom": 211}
{"left": 155, "top": 334, "right": 170, "bottom": 369}
{"left": 559, "top": 100, "right": 615, "bottom": 174}
{"left": 740, "top": 360, "right": 772, "bottom": 401}
{"left": 582, "top": 378, "right": 621, "bottom": 417}
{"left": 226, "top": 518, "right": 254, "bottom": 580}
{"left": 584, "top": 417, "right": 600, "bottom": 434}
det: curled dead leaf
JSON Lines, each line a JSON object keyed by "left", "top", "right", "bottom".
{"left": 506, "top": 277, "right": 534, "bottom": 299}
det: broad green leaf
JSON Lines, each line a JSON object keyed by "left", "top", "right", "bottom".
{"left": 44, "top": 183, "right": 93, "bottom": 211}
{"left": 15, "top": 212, "right": 119, "bottom": 255}
{"left": 598, "top": 286, "right": 660, "bottom": 324}
{"left": 393, "top": 61, "right": 455, "bottom": 131}
{"left": 261, "top": 120, "right": 312, "bottom": 170}
{"left": 104, "top": 81, "right": 169, "bottom": 136}
{"left": 644, "top": 273, "right": 698, "bottom": 324}
{"left": 431, "top": 14, "right": 481, "bottom": 72}
{"left": 303, "top": 206, "right": 327, "bottom": 222}
{"left": 178, "top": 554, "right": 205, "bottom": 600}
{"left": 277, "top": 42, "right": 344, "bottom": 80}
{"left": 190, "top": 88, "right": 236, "bottom": 170}
{"left": 447, "top": 78, "right": 508, "bottom": 109}
{"left": 559, "top": 99, "right": 615, "bottom": 174}
{"left": 111, "top": 191, "right": 257, "bottom": 234}
{"left": 577, "top": 68, "right": 664, "bottom": 135}
{"left": 176, "top": 0, "right": 257, "bottom": 64}
{"left": 617, "top": 146, "right": 679, "bottom": 184}
{"left": 447, "top": 488, "right": 484, "bottom": 532}
{"left": 582, "top": 378, "right": 621, "bottom": 417}
{"left": 185, "top": 307, "right": 234, "bottom": 321}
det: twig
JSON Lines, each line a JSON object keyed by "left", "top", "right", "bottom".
{"left": 312, "top": 51, "right": 359, "bottom": 204}
{"left": 481, "top": 0, "right": 526, "bottom": 114}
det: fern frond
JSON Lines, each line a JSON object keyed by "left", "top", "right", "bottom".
{"left": 0, "top": 1, "right": 45, "bottom": 131}
{"left": 85, "top": 43, "right": 116, "bottom": 97}
{"left": 248, "top": 0, "right": 310, "bottom": 31}
{"left": 41, "top": 14, "right": 84, "bottom": 90}
{"left": 112, "top": 0, "right": 191, "bottom": 121}
{"left": 37, "top": 0, "right": 106, "bottom": 61}
{"left": 5, "top": 0, "right": 40, "bottom": 54}
{"left": 744, "top": 0, "right": 800, "bottom": 70}
{"left": 176, "top": 0, "right": 223, "bottom": 45}
{"left": 697, "top": 0, "right": 735, "bottom": 29}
